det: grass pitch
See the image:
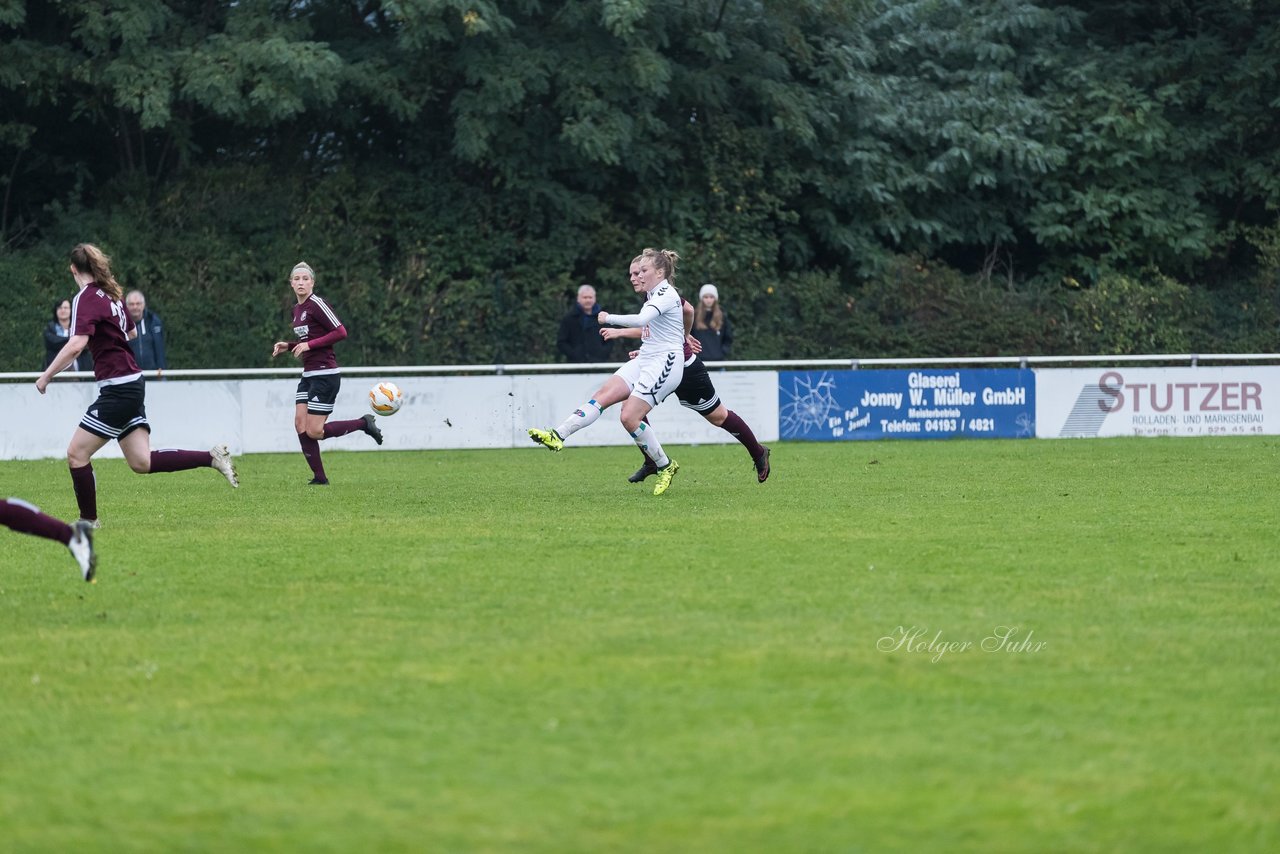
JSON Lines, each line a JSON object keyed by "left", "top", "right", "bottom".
{"left": 1, "top": 438, "right": 1276, "bottom": 852}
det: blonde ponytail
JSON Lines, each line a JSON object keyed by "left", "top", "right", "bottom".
{"left": 633, "top": 247, "right": 681, "bottom": 282}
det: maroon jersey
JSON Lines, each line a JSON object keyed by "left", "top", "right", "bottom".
{"left": 289, "top": 294, "right": 346, "bottom": 375}
{"left": 681, "top": 296, "right": 694, "bottom": 361}
{"left": 71, "top": 284, "right": 141, "bottom": 385}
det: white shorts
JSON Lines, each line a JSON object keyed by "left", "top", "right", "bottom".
{"left": 614, "top": 350, "right": 684, "bottom": 407}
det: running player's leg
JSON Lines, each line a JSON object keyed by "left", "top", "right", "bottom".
{"left": 703, "top": 405, "right": 770, "bottom": 482}
{"left": 679, "top": 357, "right": 770, "bottom": 482}
{"left": 71, "top": 380, "right": 144, "bottom": 525}
{"left": 622, "top": 395, "right": 681, "bottom": 496}
{"left": 631, "top": 355, "right": 715, "bottom": 481}
{"left": 316, "top": 375, "right": 382, "bottom": 445}
{"left": 628, "top": 425, "right": 660, "bottom": 482}
{"left": 67, "top": 428, "right": 110, "bottom": 525}
{"left": 1, "top": 497, "right": 73, "bottom": 544}
{"left": 628, "top": 356, "right": 703, "bottom": 482}
{"left": 622, "top": 352, "right": 683, "bottom": 494}
{"left": 620, "top": 397, "right": 668, "bottom": 468}
{"left": 96, "top": 383, "right": 239, "bottom": 485}
{"left": 116, "top": 427, "right": 238, "bottom": 485}
{"left": 300, "top": 411, "right": 330, "bottom": 484}
{"left": 295, "top": 378, "right": 330, "bottom": 484}
{"left": 0, "top": 498, "right": 96, "bottom": 581}
{"left": 324, "top": 414, "right": 383, "bottom": 445}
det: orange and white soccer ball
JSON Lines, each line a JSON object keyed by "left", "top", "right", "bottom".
{"left": 369, "top": 381, "right": 404, "bottom": 416}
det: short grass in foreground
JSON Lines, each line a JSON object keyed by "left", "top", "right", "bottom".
{"left": 1, "top": 437, "right": 1276, "bottom": 852}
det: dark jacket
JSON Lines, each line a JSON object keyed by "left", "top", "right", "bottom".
{"left": 43, "top": 321, "right": 93, "bottom": 372}
{"left": 691, "top": 309, "right": 733, "bottom": 361}
{"left": 557, "top": 304, "right": 614, "bottom": 363}
{"left": 128, "top": 309, "right": 167, "bottom": 370}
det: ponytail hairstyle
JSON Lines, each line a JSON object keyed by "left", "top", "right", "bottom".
{"left": 633, "top": 247, "right": 680, "bottom": 283}
{"left": 69, "top": 243, "right": 123, "bottom": 300}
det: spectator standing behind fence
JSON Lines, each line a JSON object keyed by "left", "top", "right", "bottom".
{"left": 557, "top": 284, "right": 614, "bottom": 363}
{"left": 692, "top": 283, "right": 733, "bottom": 362}
{"left": 125, "top": 290, "right": 167, "bottom": 372}
{"left": 44, "top": 298, "right": 93, "bottom": 373}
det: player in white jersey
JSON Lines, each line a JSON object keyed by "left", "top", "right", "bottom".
{"left": 528, "top": 248, "right": 685, "bottom": 495}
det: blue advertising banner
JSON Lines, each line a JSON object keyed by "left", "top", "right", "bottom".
{"left": 778, "top": 369, "right": 1036, "bottom": 441}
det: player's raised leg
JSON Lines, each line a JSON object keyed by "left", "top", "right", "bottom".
{"left": 322, "top": 413, "right": 383, "bottom": 446}
{"left": 529, "top": 375, "right": 632, "bottom": 452}
{"left": 117, "top": 427, "right": 239, "bottom": 487}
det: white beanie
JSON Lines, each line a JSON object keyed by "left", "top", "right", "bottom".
{"left": 699, "top": 283, "right": 719, "bottom": 301}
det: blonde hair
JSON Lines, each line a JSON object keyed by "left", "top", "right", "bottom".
{"left": 69, "top": 243, "right": 122, "bottom": 300}
{"left": 291, "top": 261, "right": 315, "bottom": 280}
{"left": 633, "top": 247, "right": 680, "bottom": 282}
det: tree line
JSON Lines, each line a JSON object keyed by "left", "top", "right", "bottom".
{"left": 2, "top": 0, "right": 1277, "bottom": 370}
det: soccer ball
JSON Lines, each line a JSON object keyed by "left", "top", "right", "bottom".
{"left": 369, "top": 381, "right": 404, "bottom": 416}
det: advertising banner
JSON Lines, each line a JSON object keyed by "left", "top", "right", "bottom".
{"left": 778, "top": 369, "right": 1036, "bottom": 441}
{"left": 1035, "top": 366, "right": 1280, "bottom": 438}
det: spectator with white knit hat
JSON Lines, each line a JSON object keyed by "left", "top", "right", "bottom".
{"left": 691, "top": 283, "right": 733, "bottom": 362}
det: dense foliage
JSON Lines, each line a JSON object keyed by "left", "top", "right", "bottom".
{"left": 2, "top": 0, "right": 1277, "bottom": 369}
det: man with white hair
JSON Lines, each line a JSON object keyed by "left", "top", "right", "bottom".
{"left": 556, "top": 284, "right": 615, "bottom": 363}
{"left": 125, "top": 289, "right": 167, "bottom": 372}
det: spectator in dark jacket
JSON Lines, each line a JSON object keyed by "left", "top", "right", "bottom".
{"left": 557, "top": 284, "right": 614, "bottom": 363}
{"left": 125, "top": 290, "right": 167, "bottom": 371}
{"left": 691, "top": 283, "right": 733, "bottom": 362}
{"left": 43, "top": 298, "right": 93, "bottom": 373}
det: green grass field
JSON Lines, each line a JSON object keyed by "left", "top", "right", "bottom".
{"left": 1, "top": 437, "right": 1276, "bottom": 852}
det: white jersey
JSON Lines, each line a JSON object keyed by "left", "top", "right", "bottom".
{"left": 606, "top": 280, "right": 684, "bottom": 354}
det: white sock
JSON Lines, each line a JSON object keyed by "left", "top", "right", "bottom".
{"left": 557, "top": 399, "right": 604, "bottom": 439}
{"left": 630, "top": 422, "right": 669, "bottom": 468}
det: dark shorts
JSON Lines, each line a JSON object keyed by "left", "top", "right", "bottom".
{"left": 80, "top": 377, "right": 150, "bottom": 440}
{"left": 296, "top": 374, "right": 340, "bottom": 415}
{"left": 675, "top": 356, "right": 721, "bottom": 413}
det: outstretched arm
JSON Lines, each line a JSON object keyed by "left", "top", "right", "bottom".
{"left": 598, "top": 304, "right": 659, "bottom": 328}
{"left": 600, "top": 327, "right": 642, "bottom": 342}
{"left": 36, "top": 334, "right": 89, "bottom": 393}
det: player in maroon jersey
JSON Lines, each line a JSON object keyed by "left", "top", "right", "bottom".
{"left": 34, "top": 244, "right": 240, "bottom": 529}
{"left": 602, "top": 296, "right": 771, "bottom": 483}
{"left": 271, "top": 261, "right": 383, "bottom": 485}
{"left": 1, "top": 498, "right": 97, "bottom": 582}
